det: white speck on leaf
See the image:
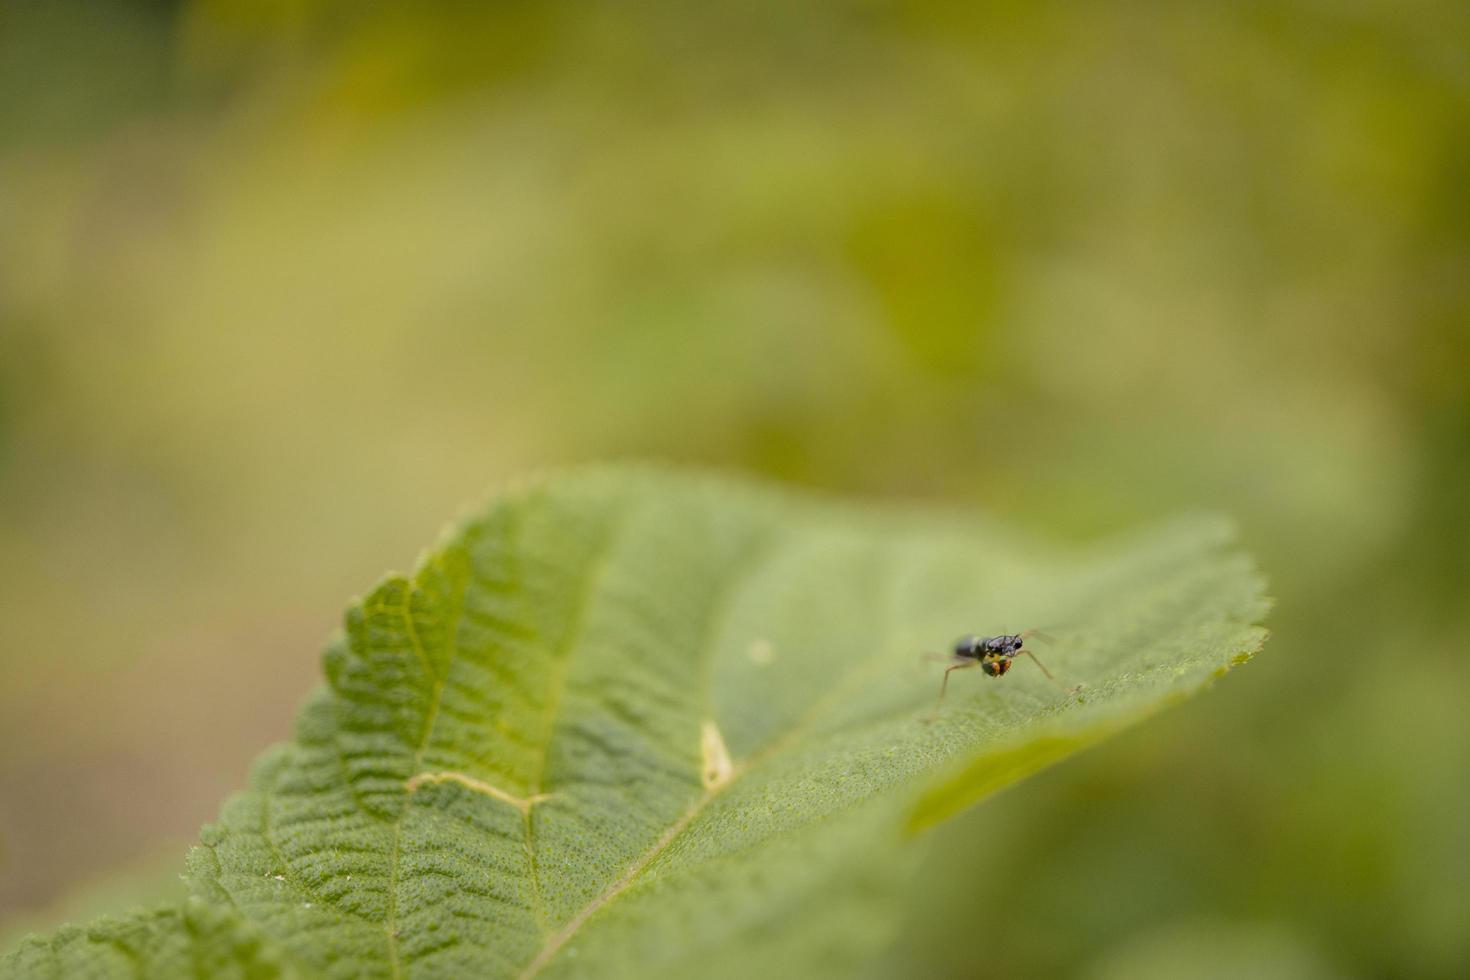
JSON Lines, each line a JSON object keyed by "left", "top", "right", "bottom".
{"left": 700, "top": 720, "right": 735, "bottom": 790}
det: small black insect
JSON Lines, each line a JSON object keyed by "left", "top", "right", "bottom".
{"left": 926, "top": 630, "right": 1076, "bottom": 720}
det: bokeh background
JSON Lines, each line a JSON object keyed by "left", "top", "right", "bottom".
{"left": 2, "top": 1, "right": 1467, "bottom": 976}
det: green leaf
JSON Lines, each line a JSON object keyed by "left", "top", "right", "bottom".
{"left": 1, "top": 899, "right": 307, "bottom": 979}
{"left": 2, "top": 467, "right": 1268, "bottom": 979}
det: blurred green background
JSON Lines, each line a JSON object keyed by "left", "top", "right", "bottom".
{"left": 1, "top": 0, "right": 1467, "bottom": 975}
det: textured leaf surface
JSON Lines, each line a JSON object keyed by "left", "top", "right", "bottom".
{"left": 1, "top": 899, "right": 305, "bottom": 980}
{"left": 2, "top": 468, "right": 1268, "bottom": 979}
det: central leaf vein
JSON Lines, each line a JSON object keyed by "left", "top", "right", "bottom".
{"left": 516, "top": 538, "right": 901, "bottom": 979}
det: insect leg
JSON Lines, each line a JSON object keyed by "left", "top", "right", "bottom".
{"left": 926, "top": 661, "right": 978, "bottom": 722}
{"left": 1017, "top": 649, "right": 1080, "bottom": 694}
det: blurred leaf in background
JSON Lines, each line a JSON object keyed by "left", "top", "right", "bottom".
{"left": 0, "top": 0, "right": 1467, "bottom": 976}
